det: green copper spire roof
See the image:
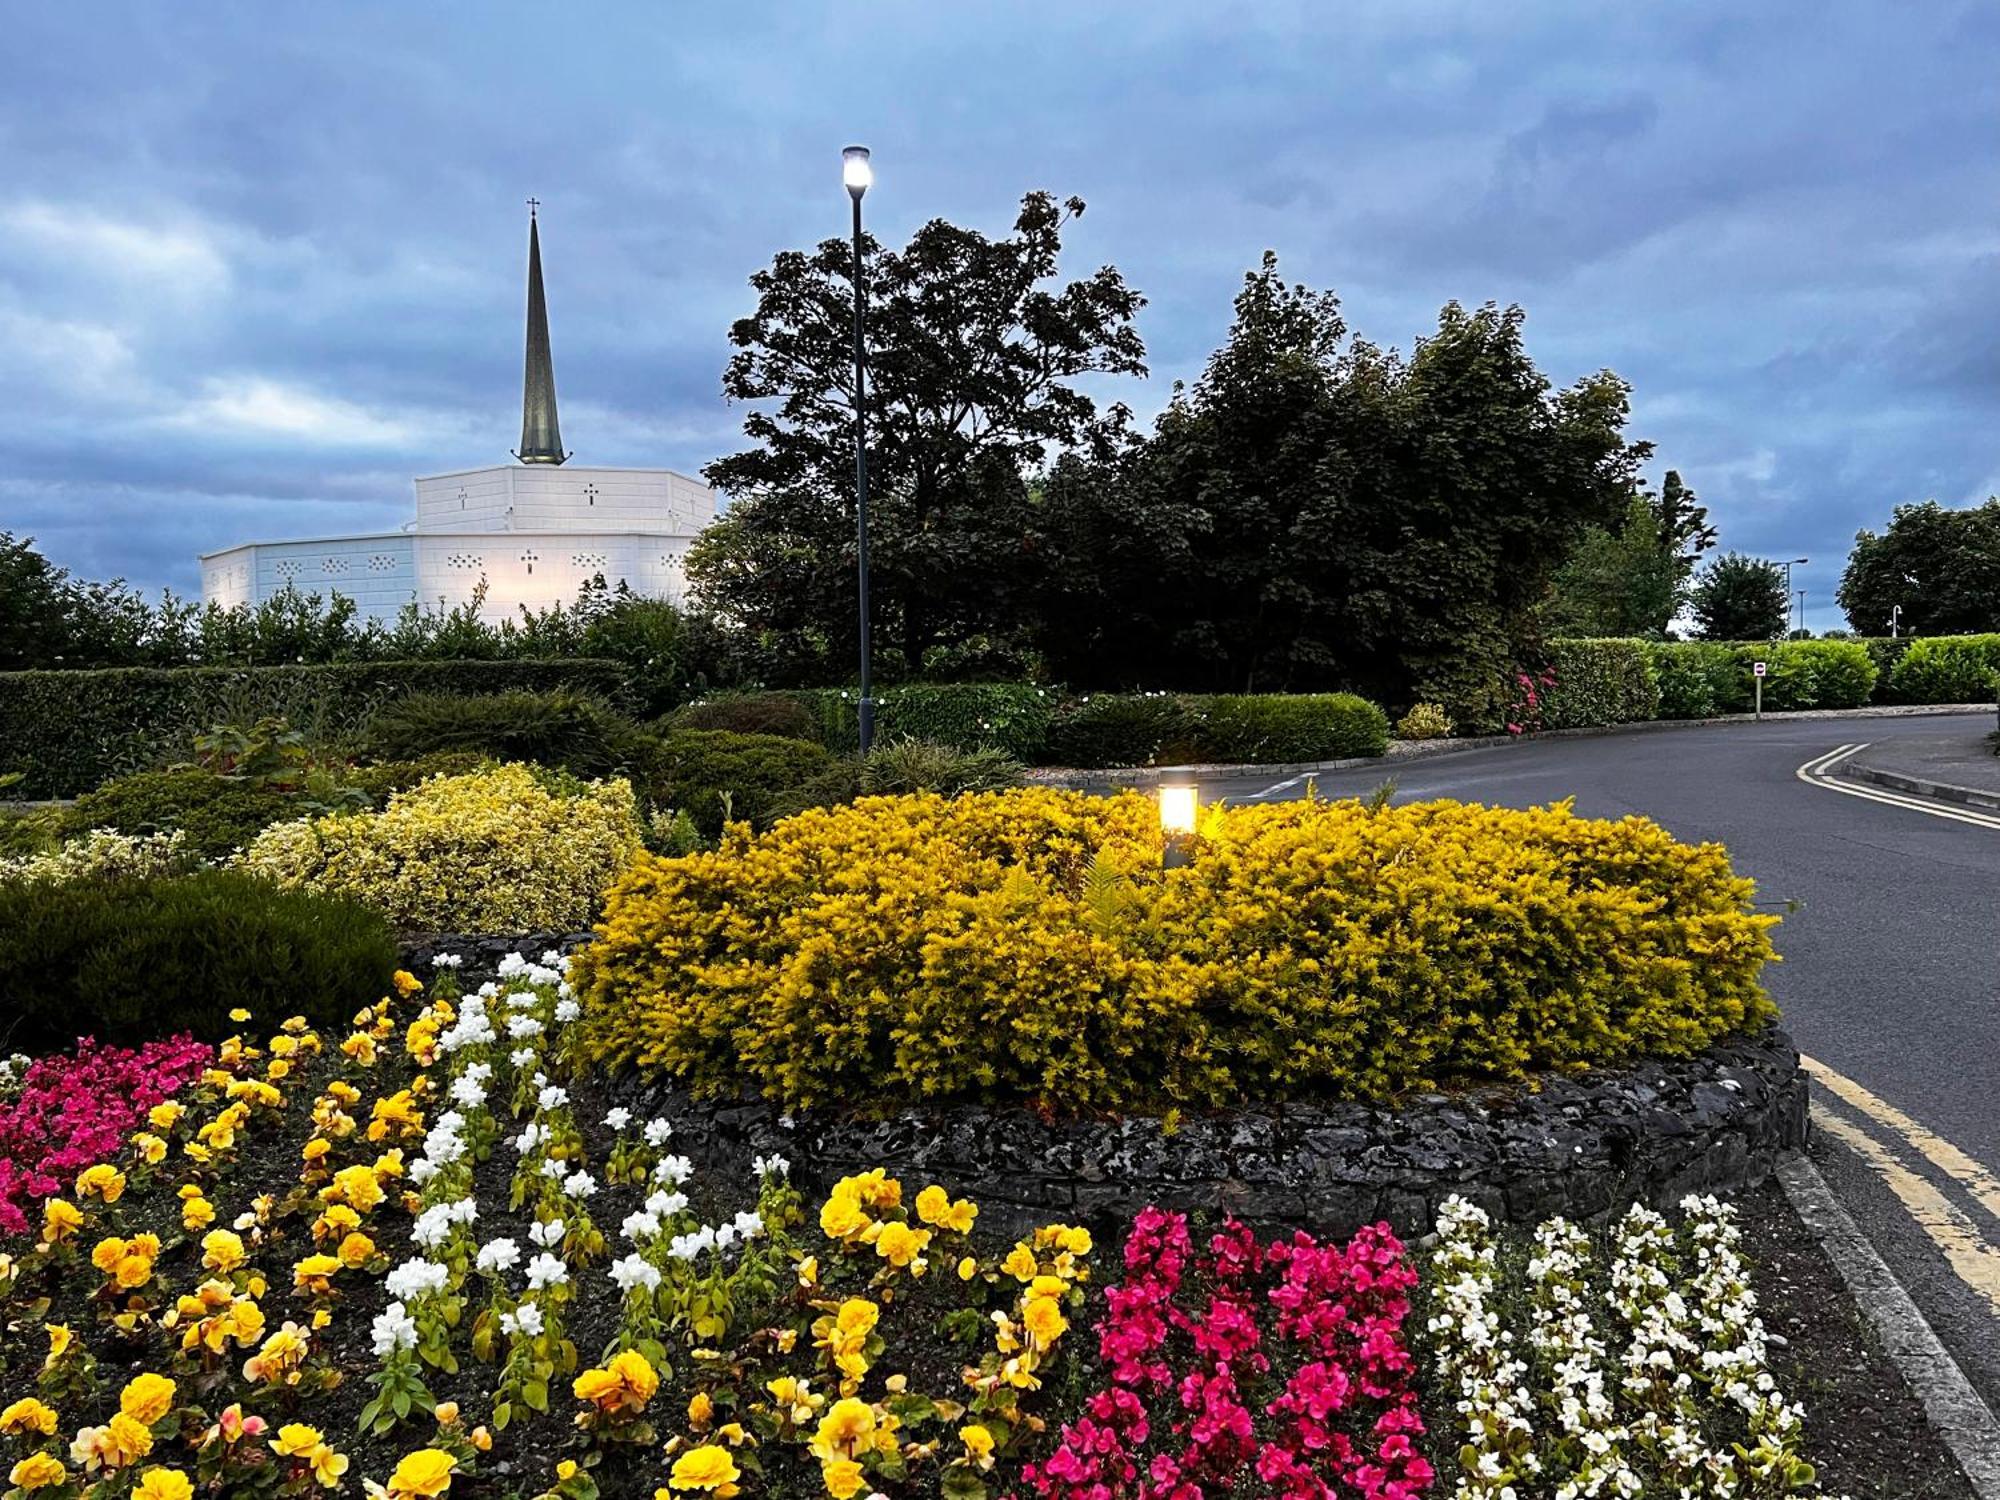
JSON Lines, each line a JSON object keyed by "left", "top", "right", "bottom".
{"left": 515, "top": 204, "right": 568, "bottom": 465}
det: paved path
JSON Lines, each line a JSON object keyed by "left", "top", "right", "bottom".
{"left": 1189, "top": 713, "right": 2000, "bottom": 1412}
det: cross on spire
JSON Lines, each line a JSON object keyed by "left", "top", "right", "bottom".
{"left": 526, "top": 197, "right": 540, "bottom": 217}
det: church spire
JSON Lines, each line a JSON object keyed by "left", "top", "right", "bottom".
{"left": 515, "top": 200, "right": 568, "bottom": 465}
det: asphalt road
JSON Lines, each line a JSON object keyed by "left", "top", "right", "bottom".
{"left": 1191, "top": 713, "right": 2000, "bottom": 1410}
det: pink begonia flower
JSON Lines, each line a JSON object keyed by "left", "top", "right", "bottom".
{"left": 0, "top": 1036, "right": 210, "bottom": 1234}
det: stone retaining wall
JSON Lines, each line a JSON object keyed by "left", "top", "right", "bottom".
{"left": 605, "top": 1028, "right": 1809, "bottom": 1239}
{"left": 398, "top": 935, "right": 1808, "bottom": 1238}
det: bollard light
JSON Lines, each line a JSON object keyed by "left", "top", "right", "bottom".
{"left": 1160, "top": 784, "right": 1197, "bottom": 869}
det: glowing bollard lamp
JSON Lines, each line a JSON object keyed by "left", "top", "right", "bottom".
{"left": 1159, "top": 784, "right": 1198, "bottom": 869}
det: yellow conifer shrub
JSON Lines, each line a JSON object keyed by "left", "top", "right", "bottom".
{"left": 572, "top": 789, "right": 1778, "bottom": 1111}
{"left": 241, "top": 764, "right": 643, "bottom": 932}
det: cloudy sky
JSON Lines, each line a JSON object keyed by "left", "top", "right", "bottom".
{"left": 4, "top": 2, "right": 1994, "bottom": 629}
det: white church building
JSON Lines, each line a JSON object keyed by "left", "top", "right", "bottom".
{"left": 201, "top": 210, "right": 717, "bottom": 625}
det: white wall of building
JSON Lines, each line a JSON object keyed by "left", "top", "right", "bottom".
{"left": 201, "top": 463, "right": 717, "bottom": 626}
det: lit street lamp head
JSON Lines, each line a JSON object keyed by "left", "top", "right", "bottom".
{"left": 842, "top": 145, "right": 872, "bottom": 199}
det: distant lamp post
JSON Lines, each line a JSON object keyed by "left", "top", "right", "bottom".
{"left": 1159, "top": 785, "right": 1198, "bottom": 868}
{"left": 1780, "top": 557, "right": 1807, "bottom": 636}
{"left": 1888, "top": 603, "right": 1903, "bottom": 639}
{"left": 843, "top": 144, "right": 876, "bottom": 755}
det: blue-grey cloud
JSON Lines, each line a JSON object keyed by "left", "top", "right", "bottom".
{"left": 1, "top": 0, "right": 1995, "bottom": 629}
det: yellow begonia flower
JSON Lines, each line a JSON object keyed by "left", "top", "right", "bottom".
{"left": 0, "top": 1397, "right": 58, "bottom": 1435}
{"left": 120, "top": 1372, "right": 177, "bottom": 1425}
{"left": 873, "top": 1221, "right": 930, "bottom": 1268}
{"left": 385, "top": 1447, "right": 457, "bottom": 1498}
{"left": 687, "top": 1390, "right": 714, "bottom": 1427}
{"left": 41, "top": 1198, "right": 82, "bottom": 1241}
{"left": 75, "top": 1163, "right": 126, "bottom": 1202}
{"left": 272, "top": 1423, "right": 323, "bottom": 1457}
{"left": 310, "top": 1444, "right": 350, "bottom": 1487}
{"left": 666, "top": 1444, "right": 740, "bottom": 1493}
{"left": 8, "top": 1451, "right": 67, "bottom": 1490}
{"left": 820, "top": 1457, "right": 866, "bottom": 1500}
{"left": 960, "top": 1423, "right": 996, "bottom": 1462}
{"left": 132, "top": 1466, "right": 194, "bottom": 1500}
{"left": 810, "top": 1398, "right": 876, "bottom": 1462}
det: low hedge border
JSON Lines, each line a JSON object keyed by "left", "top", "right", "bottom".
{"left": 601, "top": 1025, "right": 1807, "bottom": 1237}
{"left": 0, "top": 658, "right": 635, "bottom": 798}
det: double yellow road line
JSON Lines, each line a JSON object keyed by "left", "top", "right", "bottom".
{"left": 1796, "top": 744, "right": 2000, "bottom": 831}
{"left": 1805, "top": 1055, "right": 2000, "bottom": 1316}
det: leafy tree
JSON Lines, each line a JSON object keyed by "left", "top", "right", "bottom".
{"left": 1690, "top": 552, "right": 1790, "bottom": 641}
{"left": 690, "top": 191, "right": 1148, "bottom": 677}
{"left": 1035, "top": 255, "right": 1649, "bottom": 725}
{"left": 1838, "top": 498, "right": 2000, "bottom": 636}
{"left": 1545, "top": 470, "right": 1714, "bottom": 637}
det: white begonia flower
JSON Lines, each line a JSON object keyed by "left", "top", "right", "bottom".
{"left": 753, "top": 1154, "right": 790, "bottom": 1178}
{"left": 451, "top": 1075, "right": 488, "bottom": 1109}
{"left": 604, "top": 1107, "right": 632, "bottom": 1131}
{"left": 508, "top": 1016, "right": 545, "bottom": 1041}
{"left": 654, "top": 1154, "right": 692, "bottom": 1186}
{"left": 529, "top": 1218, "right": 565, "bottom": 1248}
{"left": 508, "top": 993, "right": 539, "bottom": 1012}
{"left": 385, "top": 1258, "right": 449, "bottom": 1302}
{"left": 540, "top": 949, "right": 564, "bottom": 967}
{"left": 541, "top": 1158, "right": 566, "bottom": 1180}
{"left": 733, "top": 1210, "right": 764, "bottom": 1239}
{"left": 621, "top": 1210, "right": 661, "bottom": 1243}
{"left": 563, "top": 1170, "right": 598, "bottom": 1199}
{"left": 409, "top": 1159, "right": 438, "bottom": 1186}
{"left": 477, "top": 981, "right": 499, "bottom": 998}
{"left": 430, "top": 953, "right": 463, "bottom": 970}
{"left": 645, "top": 1190, "right": 687, "bottom": 1218}
{"left": 372, "top": 1300, "right": 418, "bottom": 1354}
{"left": 554, "top": 998, "right": 580, "bottom": 1023}
{"left": 610, "top": 1254, "right": 661, "bottom": 1293}
{"left": 476, "top": 1238, "right": 520, "bottom": 1274}
{"left": 497, "top": 952, "right": 528, "bottom": 977}
{"left": 516, "top": 1123, "right": 544, "bottom": 1153}
{"left": 447, "top": 1197, "right": 479, "bottom": 1225}
{"left": 643, "top": 1118, "right": 674, "bottom": 1146}
{"left": 510, "top": 1047, "right": 538, "bottom": 1067}
{"left": 525, "top": 1252, "right": 569, "bottom": 1290}
{"left": 500, "top": 1300, "right": 545, "bottom": 1338}
{"left": 714, "top": 1224, "right": 740, "bottom": 1251}
{"left": 411, "top": 1205, "right": 454, "bottom": 1248}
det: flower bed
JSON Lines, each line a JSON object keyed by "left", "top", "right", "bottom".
{"left": 0, "top": 954, "right": 1889, "bottom": 1500}
{"left": 575, "top": 789, "right": 1780, "bottom": 1112}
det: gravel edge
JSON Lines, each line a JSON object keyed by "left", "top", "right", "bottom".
{"left": 1778, "top": 1153, "right": 2000, "bottom": 1500}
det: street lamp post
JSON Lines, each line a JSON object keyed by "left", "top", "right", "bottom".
{"left": 843, "top": 145, "right": 876, "bottom": 756}
{"left": 1781, "top": 558, "right": 1807, "bottom": 636}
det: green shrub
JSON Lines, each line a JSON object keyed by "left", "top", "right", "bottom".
{"left": 1862, "top": 637, "right": 1912, "bottom": 701}
{"left": 855, "top": 738, "right": 1023, "bottom": 796}
{"left": 1647, "top": 643, "right": 1748, "bottom": 718}
{"left": 362, "top": 689, "right": 643, "bottom": 774}
{"left": 1194, "top": 693, "right": 1389, "bottom": 763}
{"left": 1888, "top": 635, "right": 2000, "bottom": 704}
{"left": 1540, "top": 640, "right": 1661, "bottom": 728}
{"left": 60, "top": 769, "right": 299, "bottom": 860}
{"left": 640, "top": 729, "right": 833, "bottom": 837}
{"left": 0, "top": 871, "right": 395, "bottom": 1050}
{"left": 1046, "top": 694, "right": 1204, "bottom": 767}
{"left": 575, "top": 789, "right": 1777, "bottom": 1111}
{"left": 0, "top": 658, "right": 634, "bottom": 798}
{"left": 665, "top": 692, "right": 823, "bottom": 742}
{"left": 0, "top": 807, "right": 63, "bottom": 858}
{"left": 1731, "top": 639, "right": 1876, "bottom": 711}
{"left": 804, "top": 684, "right": 1057, "bottom": 760}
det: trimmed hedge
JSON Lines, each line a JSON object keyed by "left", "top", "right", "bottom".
{"left": 0, "top": 870, "right": 396, "bottom": 1051}
{"left": 0, "top": 659, "right": 635, "bottom": 798}
{"left": 1195, "top": 693, "right": 1390, "bottom": 762}
{"left": 1046, "top": 694, "right": 1204, "bottom": 769}
{"left": 802, "top": 683, "right": 1058, "bottom": 761}
{"left": 638, "top": 729, "right": 833, "bottom": 837}
{"left": 362, "top": 689, "right": 644, "bottom": 775}
{"left": 1887, "top": 635, "right": 2000, "bottom": 704}
{"left": 1731, "top": 639, "right": 1875, "bottom": 711}
{"left": 1539, "top": 640, "right": 1661, "bottom": 729}
{"left": 1647, "top": 643, "right": 1747, "bottom": 719}
{"left": 574, "top": 789, "right": 1778, "bottom": 1111}
{"left": 664, "top": 691, "right": 822, "bottom": 742}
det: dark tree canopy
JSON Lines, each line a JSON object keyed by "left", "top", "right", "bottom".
{"left": 1690, "top": 552, "right": 1791, "bottom": 641}
{"left": 690, "top": 191, "right": 1147, "bottom": 676}
{"left": 1033, "top": 255, "right": 1650, "bottom": 724}
{"left": 1837, "top": 498, "right": 2000, "bottom": 636}
{"left": 1544, "top": 470, "right": 1714, "bottom": 638}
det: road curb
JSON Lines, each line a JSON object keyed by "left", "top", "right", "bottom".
{"left": 1834, "top": 763, "right": 2000, "bottom": 815}
{"left": 1024, "top": 703, "right": 1997, "bottom": 790}
{"left": 1778, "top": 1153, "right": 2000, "bottom": 1499}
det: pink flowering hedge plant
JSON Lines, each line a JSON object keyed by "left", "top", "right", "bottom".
{"left": 0, "top": 1036, "right": 211, "bottom": 1234}
{"left": 1022, "top": 1206, "right": 1434, "bottom": 1500}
